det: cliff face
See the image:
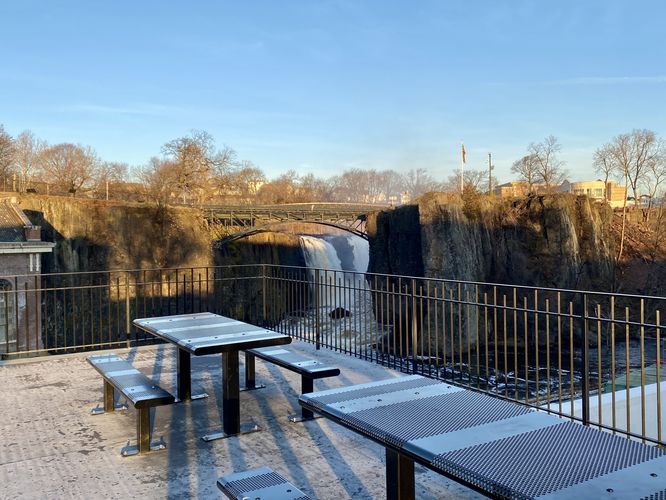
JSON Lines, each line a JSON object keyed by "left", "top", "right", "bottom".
{"left": 18, "top": 196, "right": 214, "bottom": 272}
{"left": 368, "top": 193, "right": 615, "bottom": 290}
{"left": 214, "top": 232, "right": 307, "bottom": 326}
{"left": 366, "top": 193, "right": 616, "bottom": 353}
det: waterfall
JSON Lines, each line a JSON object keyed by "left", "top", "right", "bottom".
{"left": 300, "top": 236, "right": 344, "bottom": 272}
{"left": 295, "top": 234, "right": 380, "bottom": 349}
{"left": 349, "top": 237, "right": 369, "bottom": 273}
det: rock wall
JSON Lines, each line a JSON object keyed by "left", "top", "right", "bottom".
{"left": 368, "top": 193, "right": 615, "bottom": 290}
{"left": 214, "top": 232, "right": 307, "bottom": 326}
{"left": 366, "top": 193, "right": 616, "bottom": 354}
{"left": 18, "top": 196, "right": 213, "bottom": 273}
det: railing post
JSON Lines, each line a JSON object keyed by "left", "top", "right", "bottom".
{"left": 411, "top": 278, "right": 418, "bottom": 374}
{"left": 262, "top": 264, "right": 267, "bottom": 325}
{"left": 315, "top": 271, "right": 321, "bottom": 350}
{"left": 579, "top": 292, "right": 590, "bottom": 426}
{"left": 125, "top": 271, "right": 131, "bottom": 348}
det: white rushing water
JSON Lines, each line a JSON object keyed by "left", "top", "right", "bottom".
{"left": 292, "top": 234, "right": 381, "bottom": 349}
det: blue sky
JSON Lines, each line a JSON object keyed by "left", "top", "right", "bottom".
{"left": 1, "top": 1, "right": 664, "bottom": 183}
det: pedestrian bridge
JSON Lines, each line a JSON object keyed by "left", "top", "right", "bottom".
{"left": 203, "top": 203, "right": 386, "bottom": 242}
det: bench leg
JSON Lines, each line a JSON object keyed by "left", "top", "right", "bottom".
{"left": 104, "top": 381, "right": 115, "bottom": 412}
{"left": 289, "top": 376, "right": 316, "bottom": 422}
{"left": 137, "top": 407, "right": 151, "bottom": 453}
{"left": 241, "top": 353, "right": 265, "bottom": 391}
{"left": 91, "top": 380, "right": 128, "bottom": 415}
{"left": 120, "top": 407, "right": 167, "bottom": 457}
{"left": 386, "top": 448, "right": 414, "bottom": 500}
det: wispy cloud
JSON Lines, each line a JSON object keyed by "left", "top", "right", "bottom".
{"left": 490, "top": 75, "right": 666, "bottom": 87}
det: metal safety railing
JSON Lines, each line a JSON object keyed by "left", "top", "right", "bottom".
{"left": 1, "top": 264, "right": 664, "bottom": 447}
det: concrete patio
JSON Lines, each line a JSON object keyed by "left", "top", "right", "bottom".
{"left": 0, "top": 341, "right": 482, "bottom": 499}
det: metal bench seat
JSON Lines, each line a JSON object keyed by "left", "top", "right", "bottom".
{"left": 217, "top": 467, "right": 311, "bottom": 500}
{"left": 87, "top": 353, "right": 175, "bottom": 456}
{"left": 244, "top": 347, "right": 340, "bottom": 422}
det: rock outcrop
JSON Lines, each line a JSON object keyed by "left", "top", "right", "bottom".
{"left": 366, "top": 193, "right": 616, "bottom": 353}
{"left": 369, "top": 193, "right": 615, "bottom": 290}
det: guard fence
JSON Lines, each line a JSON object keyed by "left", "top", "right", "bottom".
{"left": 0, "top": 264, "right": 664, "bottom": 447}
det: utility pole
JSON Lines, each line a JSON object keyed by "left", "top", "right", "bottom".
{"left": 488, "top": 153, "right": 494, "bottom": 195}
{"left": 460, "top": 143, "right": 466, "bottom": 193}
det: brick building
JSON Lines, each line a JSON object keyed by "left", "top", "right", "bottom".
{"left": 0, "top": 197, "right": 55, "bottom": 355}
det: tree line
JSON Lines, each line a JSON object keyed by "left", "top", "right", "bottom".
{"left": 0, "top": 125, "right": 664, "bottom": 206}
{"left": 510, "top": 131, "right": 666, "bottom": 204}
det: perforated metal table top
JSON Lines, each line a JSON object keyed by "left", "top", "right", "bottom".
{"left": 299, "top": 375, "right": 666, "bottom": 499}
{"left": 133, "top": 312, "right": 291, "bottom": 355}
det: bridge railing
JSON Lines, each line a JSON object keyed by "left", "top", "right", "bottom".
{"left": 1, "top": 264, "right": 664, "bottom": 446}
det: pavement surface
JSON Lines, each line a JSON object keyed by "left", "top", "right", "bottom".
{"left": 0, "top": 341, "right": 482, "bottom": 499}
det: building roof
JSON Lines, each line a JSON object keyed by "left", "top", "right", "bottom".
{"left": 0, "top": 198, "right": 30, "bottom": 243}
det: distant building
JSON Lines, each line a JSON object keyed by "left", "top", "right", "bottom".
{"left": 0, "top": 197, "right": 55, "bottom": 356}
{"left": 493, "top": 181, "right": 530, "bottom": 198}
{"left": 569, "top": 180, "right": 627, "bottom": 208}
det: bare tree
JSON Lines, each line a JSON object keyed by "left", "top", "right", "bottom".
{"left": 138, "top": 157, "right": 178, "bottom": 207}
{"left": 0, "top": 125, "right": 15, "bottom": 191}
{"left": 38, "top": 143, "right": 98, "bottom": 195}
{"left": 445, "top": 169, "right": 493, "bottom": 192}
{"left": 511, "top": 154, "right": 539, "bottom": 192}
{"left": 300, "top": 173, "right": 334, "bottom": 201}
{"left": 643, "top": 160, "right": 666, "bottom": 210}
{"left": 229, "top": 161, "right": 266, "bottom": 199}
{"left": 528, "top": 135, "right": 567, "bottom": 191}
{"left": 607, "top": 129, "right": 664, "bottom": 202}
{"left": 257, "top": 170, "right": 301, "bottom": 204}
{"left": 94, "top": 161, "right": 129, "bottom": 200}
{"left": 161, "top": 130, "right": 221, "bottom": 203}
{"left": 210, "top": 145, "right": 238, "bottom": 195}
{"left": 593, "top": 144, "right": 616, "bottom": 201}
{"left": 376, "top": 169, "right": 405, "bottom": 203}
{"left": 403, "top": 168, "right": 441, "bottom": 200}
{"left": 12, "top": 130, "right": 45, "bottom": 193}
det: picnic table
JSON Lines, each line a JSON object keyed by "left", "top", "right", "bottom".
{"left": 133, "top": 312, "right": 291, "bottom": 440}
{"left": 299, "top": 374, "right": 666, "bottom": 500}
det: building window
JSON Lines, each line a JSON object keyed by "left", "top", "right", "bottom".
{"left": 0, "top": 280, "right": 14, "bottom": 344}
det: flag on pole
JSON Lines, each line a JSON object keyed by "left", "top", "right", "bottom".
{"left": 461, "top": 143, "right": 466, "bottom": 164}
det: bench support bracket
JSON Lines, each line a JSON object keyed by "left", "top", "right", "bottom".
{"left": 120, "top": 408, "right": 167, "bottom": 456}
{"left": 90, "top": 381, "right": 128, "bottom": 414}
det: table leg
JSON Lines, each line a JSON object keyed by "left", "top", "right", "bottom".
{"left": 176, "top": 348, "right": 191, "bottom": 401}
{"left": 176, "top": 347, "right": 208, "bottom": 402}
{"left": 386, "top": 448, "right": 415, "bottom": 500}
{"left": 202, "top": 350, "right": 260, "bottom": 442}
{"left": 222, "top": 351, "right": 240, "bottom": 435}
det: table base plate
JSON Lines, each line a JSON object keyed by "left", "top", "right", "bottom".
{"left": 201, "top": 421, "right": 261, "bottom": 442}
{"left": 240, "top": 384, "right": 266, "bottom": 392}
{"left": 288, "top": 414, "right": 323, "bottom": 423}
{"left": 175, "top": 392, "right": 209, "bottom": 403}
